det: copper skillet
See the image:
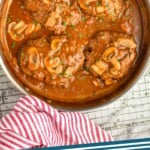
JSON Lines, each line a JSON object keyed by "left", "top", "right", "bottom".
{"left": 0, "top": 0, "right": 149, "bottom": 111}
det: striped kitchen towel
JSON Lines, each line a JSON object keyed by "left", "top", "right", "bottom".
{"left": 0, "top": 96, "right": 112, "bottom": 150}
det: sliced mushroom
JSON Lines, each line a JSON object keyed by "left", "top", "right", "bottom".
{"left": 19, "top": 47, "right": 40, "bottom": 75}
{"left": 129, "top": 50, "right": 137, "bottom": 62}
{"left": 8, "top": 21, "right": 41, "bottom": 41}
{"left": 27, "top": 47, "right": 40, "bottom": 71}
{"left": 102, "top": 47, "right": 118, "bottom": 62}
{"left": 25, "top": 23, "right": 36, "bottom": 35}
{"left": 111, "top": 58, "right": 121, "bottom": 70}
{"left": 51, "top": 39, "right": 62, "bottom": 51}
{"left": 8, "top": 21, "right": 28, "bottom": 41}
{"left": 91, "top": 60, "right": 109, "bottom": 76}
{"left": 44, "top": 57, "right": 63, "bottom": 75}
{"left": 25, "top": 23, "right": 41, "bottom": 35}
{"left": 13, "top": 21, "right": 27, "bottom": 34}
{"left": 110, "top": 58, "right": 121, "bottom": 75}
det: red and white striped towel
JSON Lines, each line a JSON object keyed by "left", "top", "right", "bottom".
{"left": 0, "top": 96, "right": 112, "bottom": 150}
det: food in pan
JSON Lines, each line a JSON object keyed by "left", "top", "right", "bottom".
{"left": 4, "top": 0, "right": 142, "bottom": 103}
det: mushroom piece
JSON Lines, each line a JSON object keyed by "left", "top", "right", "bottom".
{"left": 8, "top": 21, "right": 28, "bottom": 41}
{"left": 44, "top": 57, "right": 63, "bottom": 75}
{"left": 129, "top": 50, "right": 136, "bottom": 62}
{"left": 19, "top": 47, "right": 40, "bottom": 75}
{"left": 110, "top": 58, "right": 121, "bottom": 75}
{"left": 102, "top": 47, "right": 118, "bottom": 62}
{"left": 91, "top": 46, "right": 122, "bottom": 77}
{"left": 8, "top": 21, "right": 42, "bottom": 41}
{"left": 25, "top": 23, "right": 35, "bottom": 35}
{"left": 102, "top": 47, "right": 121, "bottom": 76}
{"left": 51, "top": 39, "right": 62, "bottom": 51}
{"left": 27, "top": 47, "right": 40, "bottom": 71}
{"left": 91, "top": 60, "right": 109, "bottom": 76}
{"left": 25, "top": 23, "right": 41, "bottom": 35}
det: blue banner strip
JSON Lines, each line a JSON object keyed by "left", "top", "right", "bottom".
{"left": 33, "top": 138, "right": 150, "bottom": 150}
